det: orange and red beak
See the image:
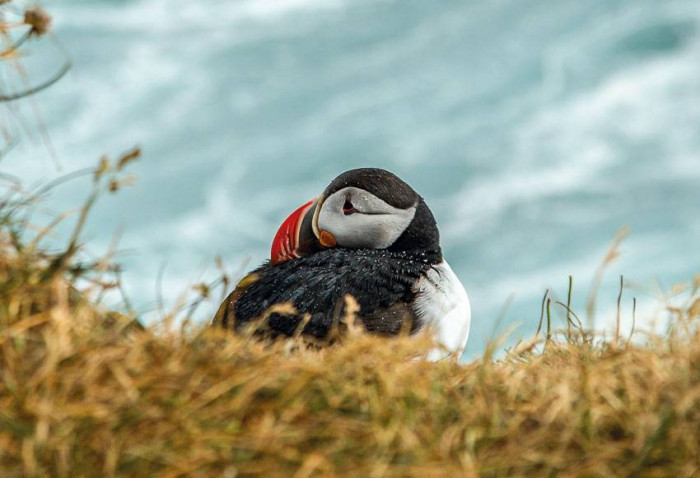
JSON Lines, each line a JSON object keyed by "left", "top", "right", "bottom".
{"left": 270, "top": 199, "right": 320, "bottom": 265}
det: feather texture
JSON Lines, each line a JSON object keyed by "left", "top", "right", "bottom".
{"left": 219, "top": 248, "right": 438, "bottom": 338}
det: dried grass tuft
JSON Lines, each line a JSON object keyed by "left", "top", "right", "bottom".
{"left": 23, "top": 7, "right": 51, "bottom": 37}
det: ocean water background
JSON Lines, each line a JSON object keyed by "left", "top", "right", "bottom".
{"left": 4, "top": 0, "right": 699, "bottom": 358}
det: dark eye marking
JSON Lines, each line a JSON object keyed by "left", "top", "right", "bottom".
{"left": 342, "top": 198, "right": 356, "bottom": 215}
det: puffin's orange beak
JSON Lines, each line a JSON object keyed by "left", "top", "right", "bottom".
{"left": 270, "top": 199, "right": 319, "bottom": 265}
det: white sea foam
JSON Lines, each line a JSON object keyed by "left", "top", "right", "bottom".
{"left": 52, "top": 0, "right": 348, "bottom": 33}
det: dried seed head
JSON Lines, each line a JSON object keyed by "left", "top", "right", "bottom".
{"left": 24, "top": 7, "right": 52, "bottom": 36}
{"left": 193, "top": 283, "right": 210, "bottom": 299}
{"left": 117, "top": 147, "right": 141, "bottom": 171}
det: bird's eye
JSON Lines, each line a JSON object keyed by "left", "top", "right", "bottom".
{"left": 342, "top": 198, "right": 356, "bottom": 215}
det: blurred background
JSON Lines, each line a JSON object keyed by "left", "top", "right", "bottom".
{"left": 4, "top": 0, "right": 699, "bottom": 357}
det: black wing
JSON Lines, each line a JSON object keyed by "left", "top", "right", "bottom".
{"left": 216, "top": 248, "right": 431, "bottom": 338}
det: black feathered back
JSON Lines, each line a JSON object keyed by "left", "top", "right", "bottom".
{"left": 218, "top": 248, "right": 437, "bottom": 339}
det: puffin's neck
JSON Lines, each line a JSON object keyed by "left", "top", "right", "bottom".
{"left": 387, "top": 198, "right": 442, "bottom": 264}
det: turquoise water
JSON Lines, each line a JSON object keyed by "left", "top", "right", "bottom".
{"left": 6, "top": 0, "right": 700, "bottom": 357}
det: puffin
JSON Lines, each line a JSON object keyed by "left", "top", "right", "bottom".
{"left": 214, "top": 168, "right": 471, "bottom": 355}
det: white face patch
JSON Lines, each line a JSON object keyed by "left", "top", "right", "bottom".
{"left": 316, "top": 187, "right": 417, "bottom": 249}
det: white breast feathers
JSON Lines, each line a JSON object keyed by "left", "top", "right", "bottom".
{"left": 412, "top": 260, "right": 471, "bottom": 359}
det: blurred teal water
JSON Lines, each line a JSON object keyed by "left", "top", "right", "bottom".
{"left": 6, "top": 0, "right": 699, "bottom": 357}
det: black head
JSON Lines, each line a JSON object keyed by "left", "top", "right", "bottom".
{"left": 314, "top": 168, "right": 441, "bottom": 257}
{"left": 322, "top": 168, "right": 419, "bottom": 210}
{"left": 270, "top": 168, "right": 442, "bottom": 265}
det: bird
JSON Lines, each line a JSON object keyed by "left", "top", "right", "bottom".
{"left": 214, "top": 168, "right": 471, "bottom": 356}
